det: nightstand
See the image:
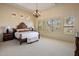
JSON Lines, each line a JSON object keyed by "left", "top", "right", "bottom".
{"left": 3, "top": 33, "right": 13, "bottom": 41}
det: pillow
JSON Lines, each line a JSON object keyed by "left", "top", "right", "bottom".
{"left": 17, "top": 29, "right": 30, "bottom": 32}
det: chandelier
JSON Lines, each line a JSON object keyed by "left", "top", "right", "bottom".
{"left": 33, "top": 4, "right": 40, "bottom": 18}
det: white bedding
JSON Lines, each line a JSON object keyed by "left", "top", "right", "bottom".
{"left": 15, "top": 31, "right": 39, "bottom": 39}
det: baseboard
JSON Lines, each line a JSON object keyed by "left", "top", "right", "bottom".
{"left": 40, "top": 34, "right": 75, "bottom": 43}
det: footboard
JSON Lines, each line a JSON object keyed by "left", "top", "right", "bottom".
{"left": 17, "top": 34, "right": 27, "bottom": 45}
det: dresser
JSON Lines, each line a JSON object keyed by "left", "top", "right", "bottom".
{"left": 75, "top": 37, "right": 79, "bottom": 56}
{"left": 3, "top": 33, "right": 13, "bottom": 41}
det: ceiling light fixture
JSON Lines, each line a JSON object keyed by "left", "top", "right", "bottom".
{"left": 33, "top": 3, "right": 40, "bottom": 18}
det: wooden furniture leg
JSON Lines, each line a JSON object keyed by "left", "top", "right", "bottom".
{"left": 38, "top": 32, "right": 40, "bottom": 39}
{"left": 19, "top": 34, "right": 22, "bottom": 45}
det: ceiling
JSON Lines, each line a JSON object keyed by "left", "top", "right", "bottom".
{"left": 10, "top": 3, "right": 56, "bottom": 12}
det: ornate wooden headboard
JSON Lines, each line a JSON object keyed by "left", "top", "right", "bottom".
{"left": 17, "top": 22, "right": 27, "bottom": 29}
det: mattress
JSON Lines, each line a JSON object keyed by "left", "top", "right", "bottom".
{"left": 15, "top": 31, "right": 39, "bottom": 39}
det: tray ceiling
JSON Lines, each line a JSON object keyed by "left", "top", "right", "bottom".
{"left": 9, "top": 3, "right": 56, "bottom": 12}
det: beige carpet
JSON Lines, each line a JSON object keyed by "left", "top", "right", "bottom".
{"left": 0, "top": 37, "right": 75, "bottom": 56}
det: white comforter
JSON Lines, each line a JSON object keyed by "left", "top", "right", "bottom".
{"left": 15, "top": 31, "right": 39, "bottom": 39}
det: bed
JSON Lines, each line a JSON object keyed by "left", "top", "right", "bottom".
{"left": 14, "top": 22, "right": 40, "bottom": 45}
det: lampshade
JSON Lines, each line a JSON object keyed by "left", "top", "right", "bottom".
{"left": 5, "top": 26, "right": 11, "bottom": 29}
{"left": 3, "top": 26, "right": 13, "bottom": 33}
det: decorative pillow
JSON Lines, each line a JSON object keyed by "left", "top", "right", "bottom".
{"left": 17, "top": 29, "right": 30, "bottom": 32}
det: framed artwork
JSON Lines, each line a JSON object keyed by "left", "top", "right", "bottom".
{"left": 64, "top": 16, "right": 75, "bottom": 35}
